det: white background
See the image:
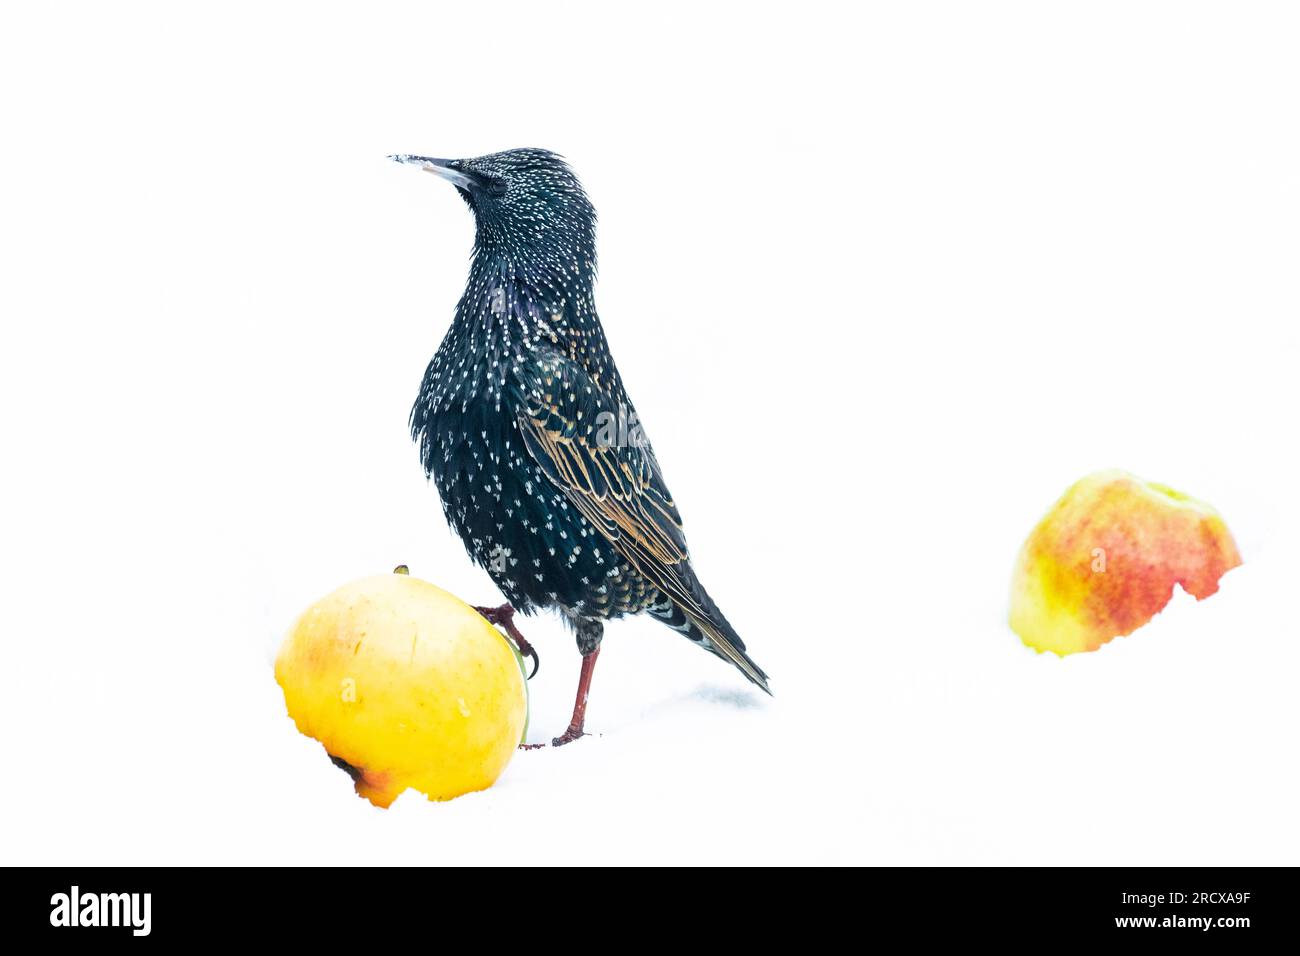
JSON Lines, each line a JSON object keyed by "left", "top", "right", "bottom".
{"left": 3, "top": 2, "right": 1297, "bottom": 864}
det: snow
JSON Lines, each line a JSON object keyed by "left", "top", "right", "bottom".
{"left": 2, "top": 2, "right": 1298, "bottom": 865}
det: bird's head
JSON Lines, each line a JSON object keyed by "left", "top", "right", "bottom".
{"left": 390, "top": 148, "right": 596, "bottom": 279}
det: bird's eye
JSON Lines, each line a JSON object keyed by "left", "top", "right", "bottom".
{"left": 482, "top": 176, "right": 508, "bottom": 197}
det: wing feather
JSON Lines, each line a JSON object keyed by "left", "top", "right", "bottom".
{"left": 511, "top": 351, "right": 769, "bottom": 689}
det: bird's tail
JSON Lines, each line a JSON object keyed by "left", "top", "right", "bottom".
{"left": 648, "top": 575, "right": 771, "bottom": 695}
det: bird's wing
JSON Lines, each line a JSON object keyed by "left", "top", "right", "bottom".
{"left": 511, "top": 350, "right": 769, "bottom": 690}
{"left": 510, "top": 349, "right": 688, "bottom": 570}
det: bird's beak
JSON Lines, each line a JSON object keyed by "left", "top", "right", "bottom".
{"left": 389, "top": 154, "right": 481, "bottom": 192}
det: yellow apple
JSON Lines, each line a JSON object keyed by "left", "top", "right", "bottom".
{"left": 275, "top": 570, "right": 528, "bottom": 806}
{"left": 1009, "top": 470, "right": 1242, "bottom": 655}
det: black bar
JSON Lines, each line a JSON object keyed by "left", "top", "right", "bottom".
{"left": 6, "top": 867, "right": 1293, "bottom": 942}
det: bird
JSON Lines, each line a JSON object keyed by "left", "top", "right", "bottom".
{"left": 391, "top": 148, "right": 769, "bottom": 745}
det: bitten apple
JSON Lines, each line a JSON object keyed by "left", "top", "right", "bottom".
{"left": 276, "top": 570, "right": 528, "bottom": 806}
{"left": 1009, "top": 470, "right": 1241, "bottom": 655}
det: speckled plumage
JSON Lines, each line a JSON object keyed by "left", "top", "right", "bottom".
{"left": 399, "top": 148, "right": 769, "bottom": 694}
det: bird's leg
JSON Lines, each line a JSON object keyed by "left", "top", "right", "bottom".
{"left": 552, "top": 647, "right": 600, "bottom": 746}
{"left": 552, "top": 618, "right": 603, "bottom": 747}
{"left": 474, "top": 603, "right": 539, "bottom": 679}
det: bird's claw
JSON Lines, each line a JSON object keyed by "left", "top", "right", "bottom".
{"left": 474, "top": 603, "right": 540, "bottom": 679}
{"left": 513, "top": 643, "right": 540, "bottom": 680}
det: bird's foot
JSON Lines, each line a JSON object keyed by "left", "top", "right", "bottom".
{"left": 550, "top": 725, "right": 589, "bottom": 747}
{"left": 516, "top": 729, "right": 591, "bottom": 749}
{"left": 474, "top": 603, "right": 539, "bottom": 679}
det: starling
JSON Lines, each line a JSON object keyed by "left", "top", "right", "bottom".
{"left": 391, "top": 148, "right": 770, "bottom": 745}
